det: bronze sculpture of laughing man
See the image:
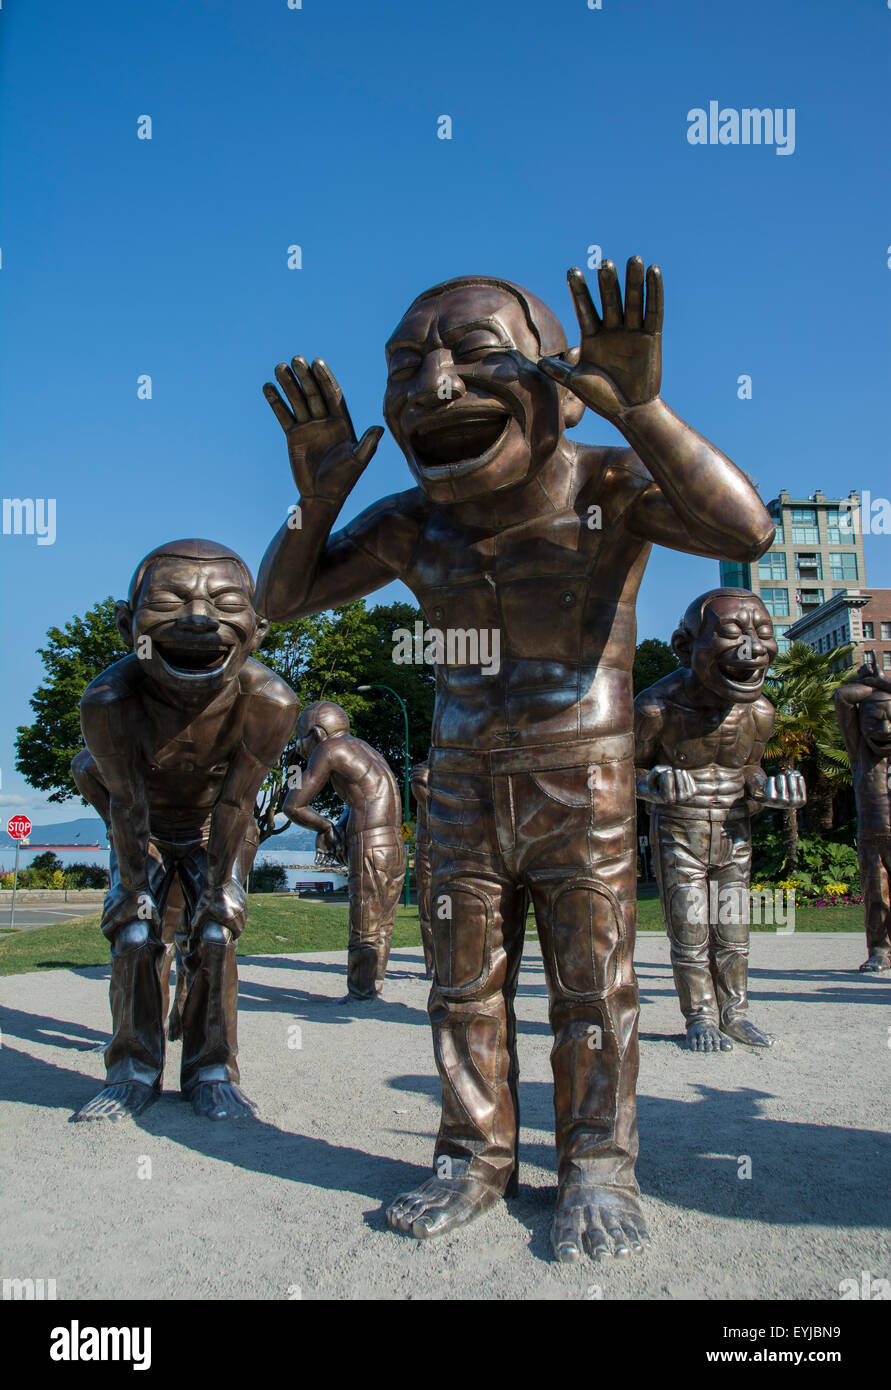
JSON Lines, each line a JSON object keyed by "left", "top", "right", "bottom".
{"left": 255, "top": 257, "right": 774, "bottom": 1261}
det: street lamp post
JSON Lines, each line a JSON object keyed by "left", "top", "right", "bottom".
{"left": 357, "top": 683, "right": 412, "bottom": 907}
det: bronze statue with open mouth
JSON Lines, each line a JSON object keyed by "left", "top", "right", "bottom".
{"left": 71, "top": 539, "right": 298, "bottom": 1122}
{"left": 635, "top": 589, "right": 806, "bottom": 1050}
{"left": 256, "top": 259, "right": 774, "bottom": 1261}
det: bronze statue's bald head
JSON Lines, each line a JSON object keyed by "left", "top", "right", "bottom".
{"left": 403, "top": 277, "right": 569, "bottom": 358}
{"left": 128, "top": 538, "right": 254, "bottom": 607}
{"left": 296, "top": 700, "right": 350, "bottom": 757}
{"left": 671, "top": 588, "right": 776, "bottom": 705}
{"left": 384, "top": 276, "right": 582, "bottom": 504}
{"left": 117, "top": 538, "right": 264, "bottom": 696}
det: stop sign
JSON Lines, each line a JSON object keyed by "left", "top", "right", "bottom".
{"left": 7, "top": 815, "right": 32, "bottom": 841}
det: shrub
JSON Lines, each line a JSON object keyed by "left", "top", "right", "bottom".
{"left": 250, "top": 862, "right": 288, "bottom": 893}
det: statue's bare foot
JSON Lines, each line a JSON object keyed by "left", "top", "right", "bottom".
{"left": 386, "top": 1172, "right": 503, "bottom": 1239}
{"left": 721, "top": 1018, "right": 774, "bottom": 1047}
{"left": 551, "top": 1184, "right": 649, "bottom": 1263}
{"left": 73, "top": 1081, "right": 157, "bottom": 1122}
{"left": 859, "top": 953, "right": 891, "bottom": 974}
{"left": 188, "top": 1081, "right": 257, "bottom": 1120}
{"left": 685, "top": 1021, "right": 732, "bottom": 1052}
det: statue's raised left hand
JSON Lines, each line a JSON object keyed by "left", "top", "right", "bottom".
{"left": 539, "top": 258, "right": 662, "bottom": 419}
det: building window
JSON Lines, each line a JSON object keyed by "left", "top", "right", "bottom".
{"left": 882, "top": 622, "right": 891, "bottom": 641}
{"left": 790, "top": 507, "right": 819, "bottom": 544}
{"left": 824, "top": 506, "right": 855, "bottom": 544}
{"left": 758, "top": 551, "right": 787, "bottom": 580}
{"left": 863, "top": 650, "right": 877, "bottom": 670}
{"left": 761, "top": 587, "right": 789, "bottom": 617}
{"left": 798, "top": 588, "right": 824, "bottom": 609}
{"left": 829, "top": 552, "right": 858, "bottom": 582}
{"left": 719, "top": 561, "right": 751, "bottom": 589}
{"left": 795, "top": 552, "right": 823, "bottom": 580}
{"left": 883, "top": 652, "right": 891, "bottom": 671}
{"left": 832, "top": 587, "right": 847, "bottom": 597}
{"left": 827, "top": 632, "right": 836, "bottom": 650}
{"left": 863, "top": 621, "right": 874, "bottom": 639}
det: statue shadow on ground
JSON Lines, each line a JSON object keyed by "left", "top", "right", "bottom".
{"left": 386, "top": 1072, "right": 891, "bottom": 1240}
{"left": 3, "top": 1003, "right": 888, "bottom": 1253}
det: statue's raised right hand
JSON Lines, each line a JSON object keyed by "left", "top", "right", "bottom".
{"left": 263, "top": 357, "right": 383, "bottom": 503}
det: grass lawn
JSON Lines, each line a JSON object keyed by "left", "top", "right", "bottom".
{"left": 0, "top": 894, "right": 865, "bottom": 978}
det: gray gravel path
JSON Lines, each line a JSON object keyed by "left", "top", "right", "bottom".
{"left": 1, "top": 932, "right": 888, "bottom": 1301}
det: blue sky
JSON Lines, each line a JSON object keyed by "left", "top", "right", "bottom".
{"left": 1, "top": 0, "right": 888, "bottom": 822}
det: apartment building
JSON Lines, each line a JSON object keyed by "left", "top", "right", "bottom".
{"left": 785, "top": 588, "right": 891, "bottom": 674}
{"left": 719, "top": 488, "right": 866, "bottom": 651}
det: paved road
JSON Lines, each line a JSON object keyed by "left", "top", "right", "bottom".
{"left": 0, "top": 932, "right": 888, "bottom": 1300}
{"left": 0, "top": 903, "right": 98, "bottom": 932}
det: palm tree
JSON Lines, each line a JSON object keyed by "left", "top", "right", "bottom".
{"left": 763, "top": 641, "right": 854, "bottom": 869}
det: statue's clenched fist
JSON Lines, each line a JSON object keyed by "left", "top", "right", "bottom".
{"left": 639, "top": 764, "right": 697, "bottom": 805}
{"left": 751, "top": 771, "right": 807, "bottom": 808}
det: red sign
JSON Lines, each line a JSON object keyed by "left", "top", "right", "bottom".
{"left": 7, "top": 815, "right": 32, "bottom": 841}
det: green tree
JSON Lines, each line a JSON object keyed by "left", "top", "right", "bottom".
{"left": 15, "top": 599, "right": 127, "bottom": 802}
{"left": 763, "top": 641, "right": 854, "bottom": 868}
{"left": 17, "top": 594, "right": 436, "bottom": 843}
{"left": 632, "top": 637, "right": 679, "bottom": 695}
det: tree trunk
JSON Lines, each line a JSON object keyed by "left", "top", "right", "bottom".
{"left": 782, "top": 806, "right": 799, "bottom": 871}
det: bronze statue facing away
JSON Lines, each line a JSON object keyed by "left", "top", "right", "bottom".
{"left": 410, "top": 760, "right": 434, "bottom": 978}
{"left": 283, "top": 701, "right": 406, "bottom": 1000}
{"left": 255, "top": 258, "right": 774, "bottom": 1260}
{"left": 835, "top": 670, "right": 891, "bottom": 973}
{"left": 71, "top": 539, "right": 298, "bottom": 1122}
{"left": 635, "top": 590, "right": 806, "bottom": 1052}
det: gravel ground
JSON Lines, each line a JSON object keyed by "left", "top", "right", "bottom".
{"left": 1, "top": 932, "right": 888, "bottom": 1301}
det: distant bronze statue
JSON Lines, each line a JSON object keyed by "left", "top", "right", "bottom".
{"left": 256, "top": 259, "right": 774, "bottom": 1260}
{"left": 282, "top": 701, "right": 406, "bottom": 1000}
{"left": 71, "top": 539, "right": 298, "bottom": 1122}
{"left": 835, "top": 669, "right": 891, "bottom": 974}
{"left": 410, "top": 760, "right": 434, "bottom": 978}
{"left": 635, "top": 589, "right": 806, "bottom": 1050}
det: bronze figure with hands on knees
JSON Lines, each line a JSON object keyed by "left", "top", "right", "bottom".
{"left": 71, "top": 539, "right": 298, "bottom": 1122}
{"left": 256, "top": 258, "right": 774, "bottom": 1261}
{"left": 282, "top": 701, "right": 405, "bottom": 1001}
{"left": 635, "top": 589, "right": 806, "bottom": 1052}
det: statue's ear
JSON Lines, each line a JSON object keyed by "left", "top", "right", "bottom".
{"left": 251, "top": 615, "right": 269, "bottom": 650}
{"left": 312, "top": 724, "right": 328, "bottom": 743}
{"left": 557, "top": 346, "right": 585, "bottom": 427}
{"left": 670, "top": 626, "right": 692, "bottom": 667}
{"left": 115, "top": 600, "right": 134, "bottom": 648}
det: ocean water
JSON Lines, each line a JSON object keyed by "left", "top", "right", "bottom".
{"left": 0, "top": 846, "right": 347, "bottom": 892}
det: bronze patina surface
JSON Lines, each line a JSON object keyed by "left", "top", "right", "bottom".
{"left": 410, "top": 760, "right": 434, "bottom": 978}
{"left": 72, "top": 539, "right": 298, "bottom": 1122}
{"left": 835, "top": 670, "right": 891, "bottom": 973}
{"left": 283, "top": 700, "right": 406, "bottom": 1000}
{"left": 256, "top": 259, "right": 774, "bottom": 1260}
{"left": 635, "top": 589, "right": 806, "bottom": 1052}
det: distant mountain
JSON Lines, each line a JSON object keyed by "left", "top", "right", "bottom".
{"left": 0, "top": 815, "right": 317, "bottom": 852}
{"left": 0, "top": 816, "right": 107, "bottom": 849}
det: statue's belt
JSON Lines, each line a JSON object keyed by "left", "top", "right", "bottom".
{"left": 429, "top": 734, "right": 634, "bottom": 776}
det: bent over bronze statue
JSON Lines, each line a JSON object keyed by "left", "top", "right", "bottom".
{"left": 283, "top": 700, "right": 406, "bottom": 999}
{"left": 72, "top": 539, "right": 298, "bottom": 1121}
{"left": 255, "top": 257, "right": 774, "bottom": 1260}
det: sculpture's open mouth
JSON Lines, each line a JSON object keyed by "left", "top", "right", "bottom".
{"left": 155, "top": 641, "right": 234, "bottom": 678}
{"left": 409, "top": 407, "right": 511, "bottom": 470}
{"left": 717, "top": 657, "right": 768, "bottom": 690}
